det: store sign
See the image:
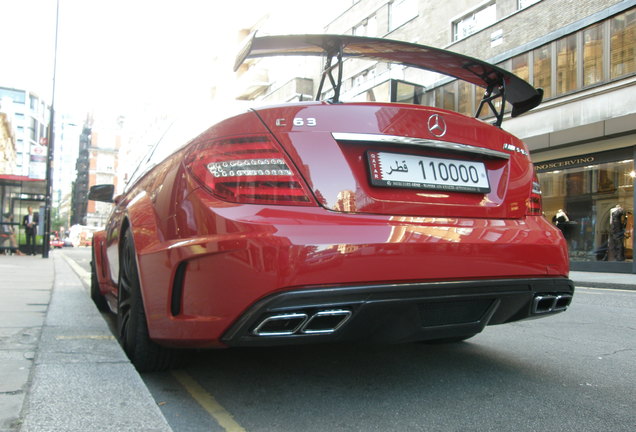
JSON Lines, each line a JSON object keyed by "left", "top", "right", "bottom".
{"left": 535, "top": 147, "right": 634, "bottom": 173}
{"left": 29, "top": 142, "right": 47, "bottom": 180}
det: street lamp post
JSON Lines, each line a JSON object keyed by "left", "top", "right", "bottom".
{"left": 43, "top": 0, "right": 60, "bottom": 259}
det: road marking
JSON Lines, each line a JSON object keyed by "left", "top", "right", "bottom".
{"left": 55, "top": 335, "right": 115, "bottom": 340}
{"left": 60, "top": 251, "right": 92, "bottom": 287}
{"left": 172, "top": 370, "right": 246, "bottom": 432}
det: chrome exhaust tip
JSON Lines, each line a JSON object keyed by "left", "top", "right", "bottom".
{"left": 553, "top": 294, "right": 573, "bottom": 312}
{"left": 252, "top": 313, "right": 308, "bottom": 336}
{"left": 532, "top": 293, "right": 572, "bottom": 314}
{"left": 301, "top": 309, "right": 352, "bottom": 334}
{"left": 251, "top": 309, "right": 353, "bottom": 337}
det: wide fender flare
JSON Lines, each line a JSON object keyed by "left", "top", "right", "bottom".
{"left": 124, "top": 190, "right": 175, "bottom": 333}
{"left": 92, "top": 230, "right": 109, "bottom": 291}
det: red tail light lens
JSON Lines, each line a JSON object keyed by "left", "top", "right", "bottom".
{"left": 526, "top": 173, "right": 543, "bottom": 216}
{"left": 186, "top": 135, "right": 313, "bottom": 205}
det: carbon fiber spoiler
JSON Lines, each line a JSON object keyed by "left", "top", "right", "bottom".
{"left": 235, "top": 34, "right": 543, "bottom": 126}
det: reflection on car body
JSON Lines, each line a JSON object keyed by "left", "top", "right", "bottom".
{"left": 89, "top": 34, "right": 573, "bottom": 372}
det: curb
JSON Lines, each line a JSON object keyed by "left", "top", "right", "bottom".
{"left": 19, "top": 253, "right": 172, "bottom": 432}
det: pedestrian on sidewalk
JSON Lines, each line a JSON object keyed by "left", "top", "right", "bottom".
{"left": 22, "top": 206, "right": 39, "bottom": 256}
{"left": 1, "top": 213, "right": 25, "bottom": 255}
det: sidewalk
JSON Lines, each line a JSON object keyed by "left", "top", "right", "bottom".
{"left": 0, "top": 254, "right": 634, "bottom": 432}
{"left": 0, "top": 253, "right": 171, "bottom": 432}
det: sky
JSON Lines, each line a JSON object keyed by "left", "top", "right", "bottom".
{"left": 0, "top": 0, "right": 347, "bottom": 119}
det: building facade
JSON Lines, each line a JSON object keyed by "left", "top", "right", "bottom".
{"left": 0, "top": 86, "right": 50, "bottom": 180}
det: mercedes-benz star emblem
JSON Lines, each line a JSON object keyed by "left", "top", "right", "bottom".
{"left": 427, "top": 114, "right": 447, "bottom": 137}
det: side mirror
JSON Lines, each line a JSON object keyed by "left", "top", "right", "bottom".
{"left": 88, "top": 184, "right": 115, "bottom": 203}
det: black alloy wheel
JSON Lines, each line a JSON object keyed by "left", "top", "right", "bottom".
{"left": 117, "top": 229, "right": 181, "bottom": 372}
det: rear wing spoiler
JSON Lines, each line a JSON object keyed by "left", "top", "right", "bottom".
{"left": 235, "top": 34, "right": 543, "bottom": 127}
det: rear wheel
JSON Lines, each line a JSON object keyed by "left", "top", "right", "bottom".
{"left": 90, "top": 248, "right": 109, "bottom": 312}
{"left": 117, "top": 229, "right": 181, "bottom": 372}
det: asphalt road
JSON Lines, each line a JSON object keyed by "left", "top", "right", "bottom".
{"left": 63, "top": 247, "right": 636, "bottom": 432}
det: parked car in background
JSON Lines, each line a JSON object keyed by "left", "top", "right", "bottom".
{"left": 49, "top": 236, "right": 64, "bottom": 249}
{"left": 89, "top": 34, "right": 574, "bottom": 372}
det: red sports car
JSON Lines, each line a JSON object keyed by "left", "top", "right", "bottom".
{"left": 89, "top": 34, "right": 573, "bottom": 372}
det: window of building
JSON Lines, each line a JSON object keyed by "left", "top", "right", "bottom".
{"left": 518, "top": 0, "right": 541, "bottom": 9}
{"left": 474, "top": 85, "right": 491, "bottom": 119}
{"left": 610, "top": 9, "right": 636, "bottom": 79}
{"left": 533, "top": 44, "right": 552, "bottom": 98}
{"left": 29, "top": 95, "right": 38, "bottom": 111}
{"left": 453, "top": 2, "right": 496, "bottom": 41}
{"left": 389, "top": 0, "right": 418, "bottom": 32}
{"left": 511, "top": 53, "right": 530, "bottom": 82}
{"left": 351, "top": 8, "right": 635, "bottom": 122}
{"left": 394, "top": 81, "right": 422, "bottom": 104}
{"left": 0, "top": 88, "right": 26, "bottom": 104}
{"left": 365, "top": 81, "right": 391, "bottom": 102}
{"left": 457, "top": 81, "right": 473, "bottom": 116}
{"left": 353, "top": 15, "right": 377, "bottom": 37}
{"left": 28, "top": 118, "right": 37, "bottom": 141}
{"left": 556, "top": 33, "right": 577, "bottom": 95}
{"left": 96, "top": 154, "right": 115, "bottom": 173}
{"left": 441, "top": 82, "right": 456, "bottom": 111}
{"left": 583, "top": 23, "right": 604, "bottom": 86}
{"left": 367, "top": 15, "right": 377, "bottom": 37}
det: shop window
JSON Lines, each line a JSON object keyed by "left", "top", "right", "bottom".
{"left": 536, "top": 151, "right": 634, "bottom": 263}
{"left": 556, "top": 34, "right": 577, "bottom": 95}
{"left": 610, "top": 9, "right": 636, "bottom": 79}
{"left": 583, "top": 23, "right": 604, "bottom": 86}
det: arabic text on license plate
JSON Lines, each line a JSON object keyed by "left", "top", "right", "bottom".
{"left": 368, "top": 151, "right": 490, "bottom": 193}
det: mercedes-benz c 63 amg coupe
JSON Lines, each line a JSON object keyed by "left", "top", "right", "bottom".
{"left": 89, "top": 34, "right": 574, "bottom": 371}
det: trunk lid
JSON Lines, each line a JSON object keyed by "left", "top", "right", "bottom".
{"left": 254, "top": 102, "right": 533, "bottom": 219}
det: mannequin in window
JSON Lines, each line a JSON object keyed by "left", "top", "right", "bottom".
{"left": 552, "top": 209, "right": 569, "bottom": 235}
{"left": 609, "top": 204, "right": 627, "bottom": 261}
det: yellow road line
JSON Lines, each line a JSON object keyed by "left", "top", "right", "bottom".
{"left": 60, "top": 251, "right": 92, "bottom": 287}
{"left": 172, "top": 370, "right": 246, "bottom": 432}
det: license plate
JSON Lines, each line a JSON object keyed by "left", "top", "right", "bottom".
{"left": 367, "top": 151, "right": 490, "bottom": 193}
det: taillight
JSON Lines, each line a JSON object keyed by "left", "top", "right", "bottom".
{"left": 526, "top": 172, "right": 543, "bottom": 216}
{"left": 185, "top": 135, "right": 314, "bottom": 205}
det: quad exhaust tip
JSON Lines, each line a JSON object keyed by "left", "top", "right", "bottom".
{"left": 532, "top": 294, "right": 572, "bottom": 315}
{"left": 252, "top": 309, "right": 352, "bottom": 337}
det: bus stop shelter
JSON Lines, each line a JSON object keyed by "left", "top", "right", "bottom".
{"left": 0, "top": 174, "right": 46, "bottom": 255}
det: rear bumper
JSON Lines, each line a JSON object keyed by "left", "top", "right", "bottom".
{"left": 221, "top": 277, "right": 575, "bottom": 347}
{"left": 135, "top": 203, "right": 570, "bottom": 347}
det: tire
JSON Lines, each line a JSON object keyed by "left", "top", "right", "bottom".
{"left": 90, "top": 248, "right": 110, "bottom": 312}
{"left": 117, "top": 229, "right": 181, "bottom": 372}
